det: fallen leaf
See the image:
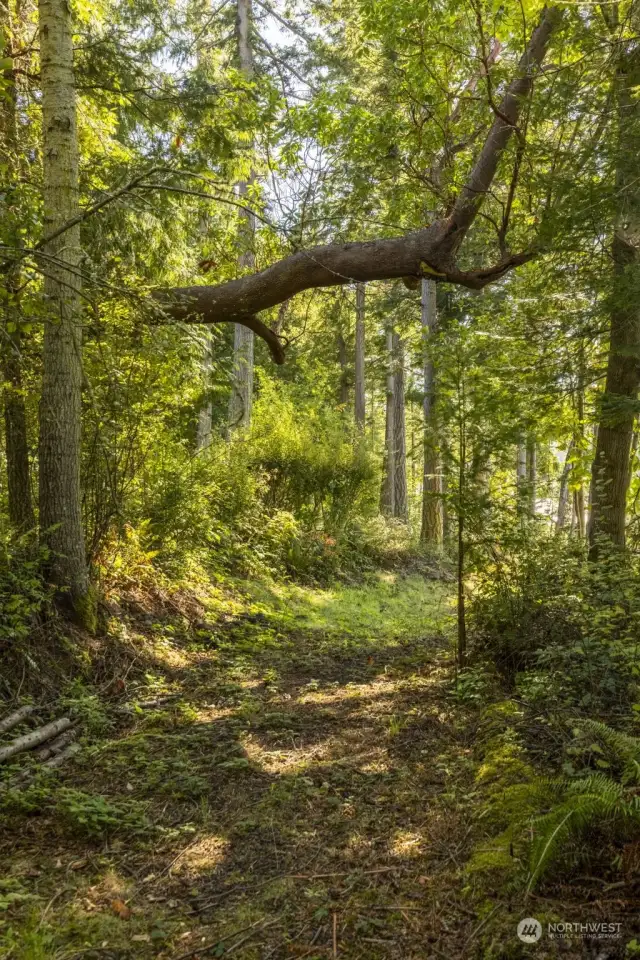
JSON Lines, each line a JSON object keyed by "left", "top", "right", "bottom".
{"left": 111, "top": 898, "right": 132, "bottom": 920}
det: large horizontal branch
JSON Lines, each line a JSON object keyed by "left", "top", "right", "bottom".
{"left": 156, "top": 7, "right": 561, "bottom": 362}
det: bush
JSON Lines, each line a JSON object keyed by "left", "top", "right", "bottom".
{"left": 0, "top": 529, "right": 49, "bottom": 656}
{"left": 120, "top": 380, "right": 379, "bottom": 583}
{"left": 468, "top": 529, "right": 640, "bottom": 713}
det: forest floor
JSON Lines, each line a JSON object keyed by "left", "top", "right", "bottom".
{"left": 0, "top": 570, "right": 619, "bottom": 959}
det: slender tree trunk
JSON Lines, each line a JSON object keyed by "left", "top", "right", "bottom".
{"left": 457, "top": 379, "right": 466, "bottom": 669}
{"left": 195, "top": 331, "right": 213, "bottom": 450}
{"left": 354, "top": 283, "right": 366, "bottom": 431}
{"left": 420, "top": 279, "right": 442, "bottom": 544}
{"left": 337, "top": 332, "right": 349, "bottom": 406}
{"left": 0, "top": 0, "right": 34, "bottom": 530}
{"left": 574, "top": 487, "right": 586, "bottom": 538}
{"left": 380, "top": 324, "right": 395, "bottom": 516}
{"left": 516, "top": 434, "right": 527, "bottom": 513}
{"left": 556, "top": 440, "right": 574, "bottom": 531}
{"left": 393, "top": 332, "right": 408, "bottom": 521}
{"left": 526, "top": 435, "right": 536, "bottom": 515}
{"left": 38, "top": 0, "right": 92, "bottom": 620}
{"left": 589, "top": 15, "right": 640, "bottom": 550}
{"left": 228, "top": 0, "right": 255, "bottom": 432}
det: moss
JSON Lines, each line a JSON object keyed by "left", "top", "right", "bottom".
{"left": 72, "top": 584, "right": 98, "bottom": 634}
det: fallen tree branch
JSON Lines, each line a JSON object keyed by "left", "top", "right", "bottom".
{"left": 40, "top": 742, "right": 80, "bottom": 772}
{"left": 0, "top": 717, "right": 72, "bottom": 764}
{"left": 34, "top": 727, "right": 78, "bottom": 762}
{"left": 0, "top": 704, "right": 37, "bottom": 736}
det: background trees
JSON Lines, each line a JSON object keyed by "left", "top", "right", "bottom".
{"left": 0, "top": 0, "right": 640, "bottom": 615}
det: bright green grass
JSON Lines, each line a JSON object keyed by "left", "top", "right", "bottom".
{"left": 248, "top": 572, "right": 454, "bottom": 645}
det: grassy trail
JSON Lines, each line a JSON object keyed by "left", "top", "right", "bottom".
{"left": 1, "top": 573, "right": 502, "bottom": 959}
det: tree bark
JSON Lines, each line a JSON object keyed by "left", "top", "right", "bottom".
{"left": 392, "top": 332, "right": 408, "bottom": 521}
{"left": 556, "top": 440, "right": 574, "bottom": 531}
{"left": 354, "top": 283, "right": 366, "bottom": 430}
{"left": 38, "top": 0, "right": 91, "bottom": 620}
{"left": 0, "top": 0, "right": 34, "bottom": 530}
{"left": 380, "top": 324, "right": 395, "bottom": 516}
{"left": 228, "top": 0, "right": 255, "bottom": 431}
{"left": 337, "top": 331, "right": 349, "bottom": 406}
{"left": 589, "top": 10, "right": 640, "bottom": 550}
{"left": 420, "top": 279, "right": 442, "bottom": 544}
{"left": 161, "top": 8, "right": 560, "bottom": 346}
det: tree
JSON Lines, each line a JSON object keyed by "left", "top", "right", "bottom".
{"left": 354, "top": 283, "right": 366, "bottom": 431}
{"left": 37, "top": 0, "right": 91, "bottom": 620}
{"left": 162, "top": 8, "right": 561, "bottom": 348}
{"left": 589, "top": 4, "right": 640, "bottom": 550}
{"left": 381, "top": 321, "right": 395, "bottom": 516}
{"left": 392, "top": 331, "right": 408, "bottom": 521}
{"left": 227, "top": 0, "right": 256, "bottom": 432}
{"left": 0, "top": 0, "right": 34, "bottom": 530}
{"left": 420, "top": 278, "right": 442, "bottom": 545}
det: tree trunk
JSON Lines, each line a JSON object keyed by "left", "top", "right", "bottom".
{"left": 526, "top": 436, "right": 536, "bottom": 515}
{"left": 228, "top": 0, "right": 255, "bottom": 432}
{"left": 337, "top": 332, "right": 349, "bottom": 406}
{"left": 354, "top": 283, "right": 366, "bottom": 431}
{"left": 38, "top": 0, "right": 91, "bottom": 620}
{"left": 589, "top": 13, "right": 640, "bottom": 550}
{"left": 393, "top": 332, "right": 408, "bottom": 521}
{"left": 380, "top": 324, "right": 395, "bottom": 516}
{"left": 516, "top": 434, "right": 527, "bottom": 512}
{"left": 457, "top": 384, "right": 466, "bottom": 669}
{"left": 420, "top": 279, "right": 442, "bottom": 545}
{"left": 556, "top": 440, "right": 574, "bottom": 531}
{"left": 195, "top": 330, "right": 214, "bottom": 450}
{"left": 0, "top": 0, "right": 34, "bottom": 530}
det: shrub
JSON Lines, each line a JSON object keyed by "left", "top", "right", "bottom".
{"left": 468, "top": 529, "right": 640, "bottom": 712}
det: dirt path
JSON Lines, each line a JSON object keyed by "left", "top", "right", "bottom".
{"left": 0, "top": 574, "right": 505, "bottom": 959}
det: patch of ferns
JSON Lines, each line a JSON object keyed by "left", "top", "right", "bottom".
{"left": 469, "top": 718, "right": 640, "bottom": 890}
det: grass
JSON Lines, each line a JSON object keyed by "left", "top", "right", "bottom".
{"left": 0, "top": 571, "right": 604, "bottom": 959}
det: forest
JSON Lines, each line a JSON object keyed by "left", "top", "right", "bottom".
{"left": 2, "top": 0, "right": 640, "bottom": 955}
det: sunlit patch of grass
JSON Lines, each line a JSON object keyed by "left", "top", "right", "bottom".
{"left": 389, "top": 830, "right": 427, "bottom": 858}
{"left": 268, "top": 573, "right": 454, "bottom": 645}
{"left": 170, "top": 834, "right": 230, "bottom": 877}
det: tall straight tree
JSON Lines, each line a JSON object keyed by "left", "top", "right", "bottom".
{"left": 354, "top": 283, "right": 365, "bottom": 431}
{"left": 589, "top": 2, "right": 640, "bottom": 548}
{"left": 228, "top": 0, "right": 255, "bottom": 431}
{"left": 38, "top": 0, "right": 90, "bottom": 617}
{"left": 380, "top": 322, "right": 395, "bottom": 515}
{"left": 0, "top": 0, "right": 34, "bottom": 529}
{"left": 392, "top": 332, "right": 408, "bottom": 521}
{"left": 420, "top": 278, "right": 442, "bottom": 544}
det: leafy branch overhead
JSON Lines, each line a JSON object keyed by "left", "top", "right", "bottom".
{"left": 160, "top": 6, "right": 562, "bottom": 361}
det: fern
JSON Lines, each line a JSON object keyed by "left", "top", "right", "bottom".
{"left": 574, "top": 718, "right": 640, "bottom": 783}
{"left": 471, "top": 721, "right": 640, "bottom": 891}
{"left": 526, "top": 728, "right": 640, "bottom": 890}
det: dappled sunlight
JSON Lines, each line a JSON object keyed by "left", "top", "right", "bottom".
{"left": 389, "top": 830, "right": 428, "bottom": 859}
{"left": 170, "top": 834, "right": 231, "bottom": 877}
